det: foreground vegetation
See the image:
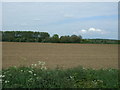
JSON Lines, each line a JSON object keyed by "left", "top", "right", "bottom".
{"left": 1, "top": 61, "right": 119, "bottom": 88}
{"left": 1, "top": 31, "right": 119, "bottom": 44}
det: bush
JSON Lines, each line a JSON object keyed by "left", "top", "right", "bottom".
{"left": 1, "top": 65, "right": 119, "bottom": 88}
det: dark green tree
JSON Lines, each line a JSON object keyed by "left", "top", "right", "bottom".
{"left": 70, "top": 35, "right": 82, "bottom": 43}
{"left": 50, "top": 34, "right": 60, "bottom": 43}
{"left": 60, "top": 36, "right": 71, "bottom": 43}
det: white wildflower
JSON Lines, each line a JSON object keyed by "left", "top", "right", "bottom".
{"left": 31, "top": 63, "right": 37, "bottom": 67}
{"left": 34, "top": 74, "right": 36, "bottom": 76}
{"left": 92, "top": 80, "right": 98, "bottom": 85}
{"left": 83, "top": 67, "right": 85, "bottom": 69}
{"left": 21, "top": 70, "right": 23, "bottom": 72}
{"left": 0, "top": 75, "right": 5, "bottom": 78}
{"left": 41, "top": 66, "right": 47, "bottom": 70}
{"left": 83, "top": 67, "right": 87, "bottom": 70}
{"left": 5, "top": 80, "right": 9, "bottom": 83}
{"left": 41, "top": 62, "right": 45, "bottom": 66}
{"left": 28, "top": 78, "right": 33, "bottom": 82}
{"left": 108, "top": 69, "right": 113, "bottom": 72}
{"left": 38, "top": 61, "right": 42, "bottom": 65}
{"left": 28, "top": 71, "right": 33, "bottom": 74}
{"left": 34, "top": 64, "right": 37, "bottom": 67}
{"left": 70, "top": 76, "right": 73, "bottom": 79}
{"left": 2, "top": 75, "right": 5, "bottom": 78}
{"left": 38, "top": 61, "right": 45, "bottom": 66}
{"left": 97, "top": 80, "right": 103, "bottom": 83}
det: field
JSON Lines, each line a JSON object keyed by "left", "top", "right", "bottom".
{"left": 1, "top": 42, "right": 119, "bottom": 88}
{"left": 2, "top": 42, "right": 118, "bottom": 69}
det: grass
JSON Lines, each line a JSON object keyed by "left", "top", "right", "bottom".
{"left": 1, "top": 65, "right": 119, "bottom": 88}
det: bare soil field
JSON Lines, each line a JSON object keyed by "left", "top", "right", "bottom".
{"left": 2, "top": 42, "right": 118, "bottom": 69}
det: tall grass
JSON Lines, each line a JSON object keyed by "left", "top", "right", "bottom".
{"left": 1, "top": 66, "right": 119, "bottom": 88}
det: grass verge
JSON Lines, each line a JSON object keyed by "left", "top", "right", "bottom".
{"left": 1, "top": 66, "right": 119, "bottom": 88}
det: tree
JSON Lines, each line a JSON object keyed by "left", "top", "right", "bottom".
{"left": 39, "top": 32, "right": 50, "bottom": 41}
{"left": 1, "top": 31, "right": 85, "bottom": 43}
{"left": 50, "top": 34, "right": 60, "bottom": 43}
{"left": 2, "top": 31, "right": 15, "bottom": 42}
{"left": 70, "top": 35, "right": 81, "bottom": 43}
{"left": 60, "top": 36, "right": 71, "bottom": 43}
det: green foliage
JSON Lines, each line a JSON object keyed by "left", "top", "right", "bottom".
{"left": 70, "top": 35, "right": 82, "bottom": 43}
{"left": 1, "top": 66, "right": 119, "bottom": 88}
{"left": 60, "top": 35, "right": 71, "bottom": 43}
{"left": 50, "top": 34, "right": 60, "bottom": 43}
{"left": 1, "top": 31, "right": 118, "bottom": 44}
{"left": 2, "top": 31, "right": 50, "bottom": 43}
{"left": 81, "top": 39, "right": 118, "bottom": 44}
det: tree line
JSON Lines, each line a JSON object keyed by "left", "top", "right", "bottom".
{"left": 1, "top": 31, "right": 119, "bottom": 44}
{"left": 1, "top": 31, "right": 82, "bottom": 43}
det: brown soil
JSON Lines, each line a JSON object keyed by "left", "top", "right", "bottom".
{"left": 2, "top": 42, "right": 118, "bottom": 69}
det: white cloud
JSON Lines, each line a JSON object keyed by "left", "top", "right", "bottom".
{"left": 88, "top": 28, "right": 102, "bottom": 32}
{"left": 72, "top": 27, "right": 110, "bottom": 39}
{"left": 80, "top": 29, "right": 87, "bottom": 33}
{"left": 77, "top": 28, "right": 104, "bottom": 34}
{"left": 88, "top": 28, "right": 96, "bottom": 31}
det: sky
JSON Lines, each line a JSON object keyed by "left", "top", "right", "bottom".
{"left": 1, "top": 2, "right": 118, "bottom": 39}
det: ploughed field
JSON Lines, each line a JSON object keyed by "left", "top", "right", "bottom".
{"left": 2, "top": 42, "right": 118, "bottom": 69}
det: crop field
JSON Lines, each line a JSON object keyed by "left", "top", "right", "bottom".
{"left": 1, "top": 42, "right": 119, "bottom": 88}
{"left": 2, "top": 42, "right": 118, "bottom": 69}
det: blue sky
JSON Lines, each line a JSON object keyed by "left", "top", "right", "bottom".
{"left": 2, "top": 2, "right": 118, "bottom": 39}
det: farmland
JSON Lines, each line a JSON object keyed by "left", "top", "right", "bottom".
{"left": 1, "top": 2, "right": 119, "bottom": 88}
{"left": 1, "top": 42, "right": 119, "bottom": 88}
{"left": 2, "top": 42, "right": 118, "bottom": 69}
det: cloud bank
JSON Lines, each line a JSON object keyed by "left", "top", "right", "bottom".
{"left": 73, "top": 28, "right": 109, "bottom": 39}
{"left": 79, "top": 28, "right": 103, "bottom": 34}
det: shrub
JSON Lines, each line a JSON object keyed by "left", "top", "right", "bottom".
{"left": 1, "top": 65, "right": 119, "bottom": 88}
